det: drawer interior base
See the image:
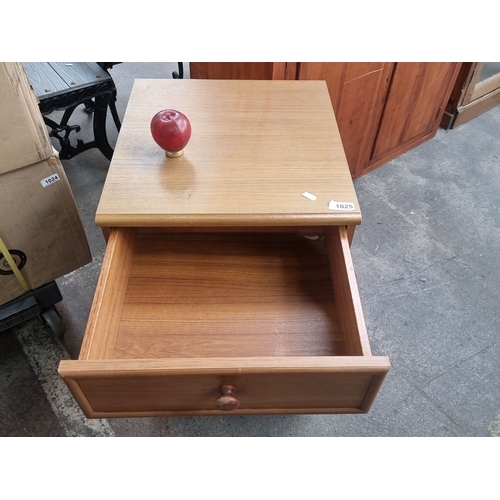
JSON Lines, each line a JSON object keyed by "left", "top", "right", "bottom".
{"left": 117, "top": 232, "right": 343, "bottom": 359}
{"left": 80, "top": 228, "right": 370, "bottom": 361}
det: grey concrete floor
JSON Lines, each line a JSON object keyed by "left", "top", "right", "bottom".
{"left": 1, "top": 62, "right": 500, "bottom": 437}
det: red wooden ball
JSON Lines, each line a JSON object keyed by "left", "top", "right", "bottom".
{"left": 150, "top": 109, "right": 191, "bottom": 156}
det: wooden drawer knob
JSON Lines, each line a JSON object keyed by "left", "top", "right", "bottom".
{"left": 214, "top": 385, "right": 240, "bottom": 411}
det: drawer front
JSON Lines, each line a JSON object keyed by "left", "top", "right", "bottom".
{"left": 59, "top": 357, "right": 389, "bottom": 418}
{"left": 60, "top": 226, "right": 390, "bottom": 417}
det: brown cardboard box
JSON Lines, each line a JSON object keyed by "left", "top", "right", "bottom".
{"left": 0, "top": 155, "right": 92, "bottom": 305}
{"left": 0, "top": 62, "right": 54, "bottom": 175}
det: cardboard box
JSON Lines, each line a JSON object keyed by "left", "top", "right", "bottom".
{"left": 0, "top": 155, "right": 92, "bottom": 305}
{"left": 0, "top": 62, "right": 54, "bottom": 175}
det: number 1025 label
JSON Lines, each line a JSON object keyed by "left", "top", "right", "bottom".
{"left": 329, "top": 200, "right": 355, "bottom": 211}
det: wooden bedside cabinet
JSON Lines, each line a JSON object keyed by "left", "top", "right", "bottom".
{"left": 58, "top": 80, "right": 390, "bottom": 417}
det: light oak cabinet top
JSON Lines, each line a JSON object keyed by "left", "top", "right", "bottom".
{"left": 96, "top": 79, "right": 361, "bottom": 227}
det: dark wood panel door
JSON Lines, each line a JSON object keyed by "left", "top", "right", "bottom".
{"left": 297, "top": 62, "right": 393, "bottom": 178}
{"left": 369, "top": 62, "right": 460, "bottom": 167}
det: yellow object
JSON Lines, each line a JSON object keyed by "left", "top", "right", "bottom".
{"left": 0, "top": 237, "right": 30, "bottom": 293}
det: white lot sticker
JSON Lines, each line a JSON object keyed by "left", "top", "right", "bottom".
{"left": 329, "top": 200, "right": 355, "bottom": 211}
{"left": 40, "top": 173, "right": 61, "bottom": 187}
{"left": 302, "top": 192, "right": 317, "bottom": 201}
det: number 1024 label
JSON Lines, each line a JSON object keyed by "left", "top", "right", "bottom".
{"left": 40, "top": 173, "right": 61, "bottom": 188}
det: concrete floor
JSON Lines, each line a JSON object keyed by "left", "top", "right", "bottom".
{"left": 1, "top": 62, "right": 499, "bottom": 437}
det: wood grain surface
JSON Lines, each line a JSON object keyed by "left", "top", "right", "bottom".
{"left": 58, "top": 356, "right": 390, "bottom": 417}
{"left": 80, "top": 227, "right": 370, "bottom": 359}
{"left": 112, "top": 231, "right": 347, "bottom": 359}
{"left": 77, "top": 227, "right": 371, "bottom": 361}
{"left": 95, "top": 79, "right": 360, "bottom": 227}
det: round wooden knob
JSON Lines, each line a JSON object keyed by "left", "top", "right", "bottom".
{"left": 214, "top": 385, "right": 240, "bottom": 411}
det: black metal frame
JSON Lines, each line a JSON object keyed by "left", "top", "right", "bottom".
{"left": 173, "top": 62, "right": 184, "bottom": 79}
{"left": 39, "top": 79, "right": 120, "bottom": 160}
{"left": 38, "top": 62, "right": 184, "bottom": 161}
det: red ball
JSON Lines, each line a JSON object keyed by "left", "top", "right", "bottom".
{"left": 150, "top": 109, "right": 191, "bottom": 155}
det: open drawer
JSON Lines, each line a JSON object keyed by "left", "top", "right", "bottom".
{"left": 59, "top": 227, "right": 390, "bottom": 418}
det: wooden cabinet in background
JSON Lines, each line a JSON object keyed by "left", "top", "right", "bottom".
{"left": 296, "top": 63, "right": 394, "bottom": 178}
{"left": 190, "top": 62, "right": 461, "bottom": 178}
{"left": 441, "top": 62, "right": 500, "bottom": 129}
{"left": 189, "top": 62, "right": 278, "bottom": 80}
